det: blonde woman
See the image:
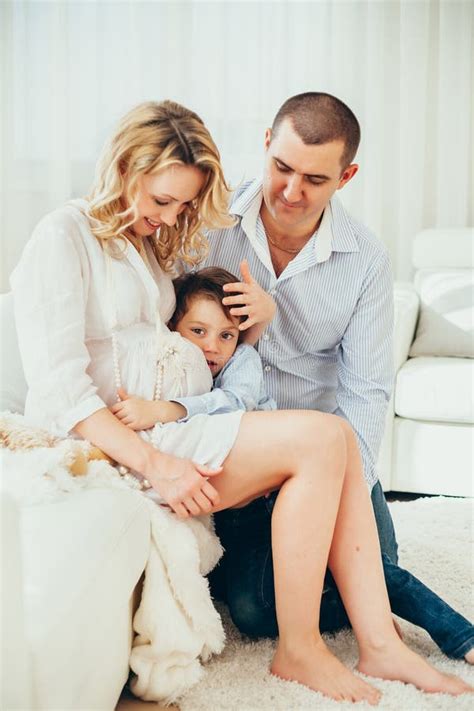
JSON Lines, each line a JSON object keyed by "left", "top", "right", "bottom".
{"left": 11, "top": 101, "right": 471, "bottom": 704}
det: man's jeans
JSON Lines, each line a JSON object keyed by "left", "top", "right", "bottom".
{"left": 210, "top": 482, "right": 474, "bottom": 659}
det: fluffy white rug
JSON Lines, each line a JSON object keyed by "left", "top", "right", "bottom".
{"left": 180, "top": 497, "right": 474, "bottom": 710}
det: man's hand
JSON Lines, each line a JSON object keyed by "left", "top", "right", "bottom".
{"left": 110, "top": 388, "right": 186, "bottom": 430}
{"left": 222, "top": 259, "right": 276, "bottom": 343}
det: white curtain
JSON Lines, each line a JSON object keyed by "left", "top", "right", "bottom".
{"left": 1, "top": 0, "right": 472, "bottom": 291}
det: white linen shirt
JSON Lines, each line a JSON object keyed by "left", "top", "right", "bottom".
{"left": 10, "top": 200, "right": 211, "bottom": 436}
{"left": 203, "top": 179, "right": 394, "bottom": 489}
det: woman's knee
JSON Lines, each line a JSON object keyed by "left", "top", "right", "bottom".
{"left": 332, "top": 414, "right": 352, "bottom": 444}
{"left": 298, "top": 412, "right": 347, "bottom": 454}
{"left": 332, "top": 415, "right": 359, "bottom": 450}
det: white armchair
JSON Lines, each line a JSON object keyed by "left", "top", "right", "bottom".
{"left": 0, "top": 292, "right": 151, "bottom": 710}
{"left": 378, "top": 228, "right": 474, "bottom": 496}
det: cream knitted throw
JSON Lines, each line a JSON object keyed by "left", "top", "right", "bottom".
{"left": 0, "top": 412, "right": 224, "bottom": 704}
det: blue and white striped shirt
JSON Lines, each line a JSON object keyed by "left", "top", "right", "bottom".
{"left": 203, "top": 179, "right": 394, "bottom": 489}
{"left": 174, "top": 343, "right": 276, "bottom": 419}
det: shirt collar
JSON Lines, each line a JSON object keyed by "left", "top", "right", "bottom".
{"left": 231, "top": 178, "right": 359, "bottom": 263}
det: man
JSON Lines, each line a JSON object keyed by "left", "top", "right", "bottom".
{"left": 204, "top": 92, "right": 474, "bottom": 662}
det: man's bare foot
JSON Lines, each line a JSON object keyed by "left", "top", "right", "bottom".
{"left": 465, "top": 648, "right": 474, "bottom": 665}
{"left": 358, "top": 638, "right": 473, "bottom": 695}
{"left": 271, "top": 636, "right": 381, "bottom": 705}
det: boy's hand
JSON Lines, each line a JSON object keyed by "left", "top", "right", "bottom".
{"left": 110, "top": 389, "right": 186, "bottom": 430}
{"left": 151, "top": 400, "right": 187, "bottom": 424}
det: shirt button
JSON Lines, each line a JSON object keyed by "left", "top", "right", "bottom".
{"left": 263, "top": 334, "right": 270, "bottom": 341}
{"left": 264, "top": 365, "right": 271, "bottom": 372}
{"left": 270, "top": 290, "right": 276, "bottom": 296}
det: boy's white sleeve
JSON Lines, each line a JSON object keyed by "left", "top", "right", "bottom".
{"left": 173, "top": 345, "right": 264, "bottom": 419}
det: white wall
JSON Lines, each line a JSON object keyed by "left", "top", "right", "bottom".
{"left": 1, "top": 0, "right": 473, "bottom": 291}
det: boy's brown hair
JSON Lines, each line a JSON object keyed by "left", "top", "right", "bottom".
{"left": 169, "top": 267, "right": 242, "bottom": 332}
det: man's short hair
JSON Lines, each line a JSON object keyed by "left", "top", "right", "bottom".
{"left": 170, "top": 267, "right": 242, "bottom": 331}
{"left": 272, "top": 92, "right": 361, "bottom": 168}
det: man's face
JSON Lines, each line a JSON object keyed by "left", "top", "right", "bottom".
{"left": 262, "top": 119, "right": 358, "bottom": 234}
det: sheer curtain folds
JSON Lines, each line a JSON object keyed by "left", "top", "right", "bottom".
{"left": 1, "top": 0, "right": 472, "bottom": 290}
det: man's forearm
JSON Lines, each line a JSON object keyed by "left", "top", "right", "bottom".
{"left": 334, "top": 396, "right": 389, "bottom": 487}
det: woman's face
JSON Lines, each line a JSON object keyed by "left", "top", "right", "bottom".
{"left": 130, "top": 164, "right": 205, "bottom": 237}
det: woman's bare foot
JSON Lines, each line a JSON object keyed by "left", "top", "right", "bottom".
{"left": 358, "top": 638, "right": 473, "bottom": 695}
{"left": 271, "top": 636, "right": 381, "bottom": 705}
{"left": 465, "top": 648, "right": 474, "bottom": 665}
{"left": 393, "top": 617, "right": 403, "bottom": 641}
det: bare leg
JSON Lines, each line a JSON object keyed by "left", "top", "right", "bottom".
{"left": 325, "top": 420, "right": 472, "bottom": 695}
{"left": 213, "top": 410, "right": 380, "bottom": 704}
{"left": 212, "top": 411, "right": 472, "bottom": 699}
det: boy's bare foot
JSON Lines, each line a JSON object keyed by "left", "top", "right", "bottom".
{"left": 465, "top": 648, "right": 474, "bottom": 665}
{"left": 358, "top": 638, "right": 473, "bottom": 695}
{"left": 271, "top": 636, "right": 381, "bottom": 705}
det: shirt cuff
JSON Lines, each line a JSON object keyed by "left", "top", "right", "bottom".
{"left": 172, "top": 396, "right": 206, "bottom": 421}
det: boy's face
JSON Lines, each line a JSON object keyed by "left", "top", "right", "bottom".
{"left": 174, "top": 296, "right": 240, "bottom": 376}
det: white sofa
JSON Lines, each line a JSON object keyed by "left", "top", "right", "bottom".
{"left": 0, "top": 294, "right": 151, "bottom": 710}
{"left": 1, "top": 488, "right": 150, "bottom": 711}
{"left": 378, "top": 228, "right": 474, "bottom": 496}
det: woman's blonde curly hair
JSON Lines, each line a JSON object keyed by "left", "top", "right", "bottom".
{"left": 87, "top": 100, "right": 234, "bottom": 270}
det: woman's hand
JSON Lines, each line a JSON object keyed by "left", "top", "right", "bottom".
{"left": 110, "top": 388, "right": 186, "bottom": 429}
{"left": 222, "top": 259, "right": 276, "bottom": 343}
{"left": 146, "top": 451, "right": 221, "bottom": 519}
{"left": 74, "top": 408, "right": 218, "bottom": 519}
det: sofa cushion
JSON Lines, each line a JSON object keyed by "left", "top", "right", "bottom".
{"left": 0, "top": 293, "right": 28, "bottom": 413}
{"left": 393, "top": 283, "right": 420, "bottom": 371}
{"left": 392, "top": 418, "right": 473, "bottom": 497}
{"left": 409, "top": 269, "right": 474, "bottom": 358}
{"left": 395, "top": 356, "right": 474, "bottom": 423}
{"left": 412, "top": 229, "right": 474, "bottom": 269}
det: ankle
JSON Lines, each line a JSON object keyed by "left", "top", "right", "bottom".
{"left": 277, "top": 632, "right": 324, "bottom": 657}
{"left": 358, "top": 631, "right": 401, "bottom": 657}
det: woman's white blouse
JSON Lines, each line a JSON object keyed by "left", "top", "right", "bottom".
{"left": 10, "top": 200, "right": 212, "bottom": 436}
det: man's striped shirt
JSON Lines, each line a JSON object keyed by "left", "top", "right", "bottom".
{"left": 203, "top": 178, "right": 394, "bottom": 489}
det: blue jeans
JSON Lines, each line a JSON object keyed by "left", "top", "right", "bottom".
{"left": 210, "top": 482, "right": 474, "bottom": 659}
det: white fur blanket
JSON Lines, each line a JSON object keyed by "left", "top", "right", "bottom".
{"left": 0, "top": 413, "right": 225, "bottom": 704}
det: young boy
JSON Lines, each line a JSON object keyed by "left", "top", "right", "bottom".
{"left": 111, "top": 267, "right": 276, "bottom": 430}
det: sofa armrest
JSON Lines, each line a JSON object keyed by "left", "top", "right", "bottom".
{"left": 377, "top": 283, "right": 419, "bottom": 492}
{"left": 0, "top": 492, "right": 33, "bottom": 710}
{"left": 393, "top": 282, "right": 419, "bottom": 372}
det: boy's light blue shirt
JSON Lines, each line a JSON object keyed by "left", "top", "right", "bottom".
{"left": 173, "top": 343, "right": 276, "bottom": 420}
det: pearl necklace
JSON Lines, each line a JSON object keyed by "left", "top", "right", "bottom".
{"left": 106, "top": 239, "right": 165, "bottom": 491}
{"left": 111, "top": 329, "right": 164, "bottom": 403}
